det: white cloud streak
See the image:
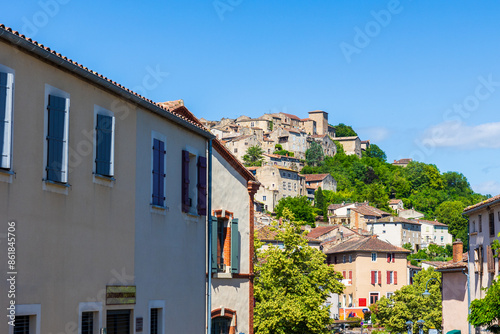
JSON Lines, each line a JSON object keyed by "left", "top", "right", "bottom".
{"left": 421, "top": 121, "right": 500, "bottom": 149}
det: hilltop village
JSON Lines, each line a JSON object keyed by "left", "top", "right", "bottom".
{"left": 0, "top": 24, "right": 498, "bottom": 334}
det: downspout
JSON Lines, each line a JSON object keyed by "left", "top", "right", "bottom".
{"left": 466, "top": 229, "right": 471, "bottom": 334}
{"left": 207, "top": 139, "right": 213, "bottom": 334}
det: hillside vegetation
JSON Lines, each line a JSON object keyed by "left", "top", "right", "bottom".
{"left": 301, "top": 141, "right": 488, "bottom": 248}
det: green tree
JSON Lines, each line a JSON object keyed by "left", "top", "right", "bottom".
{"left": 364, "top": 144, "right": 387, "bottom": 161}
{"left": 243, "top": 145, "right": 264, "bottom": 167}
{"left": 469, "top": 278, "right": 500, "bottom": 332}
{"left": 334, "top": 123, "right": 357, "bottom": 137}
{"left": 306, "top": 141, "right": 324, "bottom": 166}
{"left": 370, "top": 268, "right": 442, "bottom": 333}
{"left": 435, "top": 200, "right": 469, "bottom": 249}
{"left": 366, "top": 183, "right": 390, "bottom": 211}
{"left": 314, "top": 187, "right": 327, "bottom": 218}
{"left": 254, "top": 209, "right": 345, "bottom": 334}
{"left": 275, "top": 196, "right": 315, "bottom": 224}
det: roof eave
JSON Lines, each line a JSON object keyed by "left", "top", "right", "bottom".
{"left": 0, "top": 27, "right": 214, "bottom": 140}
{"left": 463, "top": 197, "right": 500, "bottom": 215}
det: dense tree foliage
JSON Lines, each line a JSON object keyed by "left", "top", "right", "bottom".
{"left": 363, "top": 144, "right": 387, "bottom": 161}
{"left": 301, "top": 141, "right": 487, "bottom": 248}
{"left": 274, "top": 149, "right": 294, "bottom": 157}
{"left": 275, "top": 196, "right": 315, "bottom": 224}
{"left": 243, "top": 145, "right": 264, "bottom": 166}
{"left": 305, "top": 141, "right": 324, "bottom": 166}
{"left": 370, "top": 268, "right": 442, "bottom": 333}
{"left": 314, "top": 187, "right": 328, "bottom": 219}
{"left": 334, "top": 123, "right": 358, "bottom": 137}
{"left": 469, "top": 278, "right": 500, "bottom": 332}
{"left": 407, "top": 244, "right": 453, "bottom": 264}
{"left": 254, "top": 209, "right": 345, "bottom": 334}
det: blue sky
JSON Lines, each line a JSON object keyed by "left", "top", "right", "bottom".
{"left": 3, "top": 1, "right": 500, "bottom": 195}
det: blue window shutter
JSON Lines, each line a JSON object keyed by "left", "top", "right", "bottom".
{"left": 95, "top": 114, "right": 113, "bottom": 176}
{"left": 152, "top": 139, "right": 165, "bottom": 206}
{"left": 231, "top": 218, "right": 239, "bottom": 273}
{"left": 0, "top": 72, "right": 10, "bottom": 169}
{"left": 211, "top": 216, "right": 218, "bottom": 273}
{"left": 197, "top": 156, "right": 207, "bottom": 215}
{"left": 182, "top": 150, "right": 190, "bottom": 213}
{"left": 46, "top": 95, "right": 67, "bottom": 182}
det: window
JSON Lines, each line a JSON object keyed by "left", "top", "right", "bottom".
{"left": 94, "top": 111, "right": 115, "bottom": 177}
{"left": 263, "top": 196, "right": 267, "bottom": 201}
{"left": 211, "top": 217, "right": 239, "bottom": 274}
{"left": 81, "top": 312, "right": 94, "bottom": 334}
{"left": 371, "top": 252, "right": 377, "bottom": 262}
{"left": 387, "top": 292, "right": 394, "bottom": 299}
{"left": 369, "top": 292, "right": 379, "bottom": 305}
{"left": 11, "top": 304, "right": 41, "bottom": 334}
{"left": 106, "top": 309, "right": 131, "bottom": 334}
{"left": 348, "top": 294, "right": 353, "bottom": 307}
{"left": 387, "top": 271, "right": 394, "bottom": 284}
{"left": 45, "top": 92, "right": 70, "bottom": 183}
{"left": 489, "top": 212, "right": 495, "bottom": 237}
{"left": 0, "top": 67, "right": 14, "bottom": 170}
{"left": 479, "top": 215, "right": 482, "bottom": 233}
{"left": 342, "top": 270, "right": 346, "bottom": 278}
{"left": 152, "top": 139, "right": 166, "bottom": 207}
{"left": 150, "top": 308, "right": 163, "bottom": 334}
{"left": 371, "top": 270, "right": 381, "bottom": 284}
{"left": 182, "top": 150, "right": 207, "bottom": 215}
{"left": 343, "top": 255, "right": 346, "bottom": 263}
{"left": 387, "top": 253, "right": 395, "bottom": 263}
{"left": 349, "top": 254, "right": 352, "bottom": 263}
{"left": 283, "top": 181, "right": 286, "bottom": 189}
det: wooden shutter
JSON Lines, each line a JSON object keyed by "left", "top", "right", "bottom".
{"left": 349, "top": 271, "right": 352, "bottom": 280}
{"left": 95, "top": 114, "right": 113, "bottom": 176}
{"left": 394, "top": 271, "right": 398, "bottom": 285}
{"left": 152, "top": 139, "right": 165, "bottom": 206}
{"left": 231, "top": 218, "right": 239, "bottom": 273}
{"left": 378, "top": 271, "right": 382, "bottom": 285}
{"left": 371, "top": 271, "right": 375, "bottom": 284}
{"left": 0, "top": 72, "right": 12, "bottom": 169}
{"left": 387, "top": 253, "right": 391, "bottom": 263}
{"left": 387, "top": 271, "right": 390, "bottom": 284}
{"left": 487, "top": 246, "right": 495, "bottom": 273}
{"left": 343, "top": 271, "right": 346, "bottom": 279}
{"left": 197, "top": 156, "right": 207, "bottom": 215}
{"left": 182, "top": 150, "right": 190, "bottom": 213}
{"left": 211, "top": 216, "right": 218, "bottom": 273}
{"left": 46, "top": 95, "right": 67, "bottom": 182}
{"left": 392, "top": 253, "right": 395, "bottom": 263}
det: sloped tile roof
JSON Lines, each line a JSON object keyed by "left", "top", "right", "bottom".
{"left": 389, "top": 199, "right": 403, "bottom": 204}
{"left": 304, "top": 174, "right": 330, "bottom": 182}
{"left": 464, "top": 194, "right": 500, "bottom": 213}
{"left": 417, "top": 219, "right": 447, "bottom": 227}
{"left": 325, "top": 236, "right": 410, "bottom": 254}
{"left": 333, "top": 136, "right": 359, "bottom": 141}
{"left": 436, "top": 253, "right": 468, "bottom": 271}
{"left": 376, "top": 216, "right": 421, "bottom": 225}
{"left": 281, "top": 113, "right": 301, "bottom": 121}
{"left": 351, "top": 206, "right": 382, "bottom": 217}
{"left": 307, "top": 225, "right": 338, "bottom": 239}
{"left": 0, "top": 24, "right": 210, "bottom": 135}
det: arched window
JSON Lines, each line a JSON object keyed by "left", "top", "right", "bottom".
{"left": 212, "top": 316, "right": 231, "bottom": 334}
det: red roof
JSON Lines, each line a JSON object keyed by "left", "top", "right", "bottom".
{"left": 281, "top": 113, "right": 301, "bottom": 121}
{"left": 307, "top": 225, "right": 338, "bottom": 239}
{"left": 464, "top": 194, "right": 500, "bottom": 213}
{"left": 325, "top": 236, "right": 410, "bottom": 254}
{"left": 417, "top": 219, "right": 447, "bottom": 227}
{"left": 304, "top": 174, "right": 330, "bottom": 182}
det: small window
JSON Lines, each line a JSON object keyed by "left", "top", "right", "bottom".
{"left": 263, "top": 196, "right": 267, "bottom": 201}
{"left": 343, "top": 255, "right": 346, "bottom": 263}
{"left": 349, "top": 254, "right": 352, "bottom": 263}
{"left": 371, "top": 252, "right": 377, "bottom": 262}
{"left": 370, "top": 292, "right": 379, "bottom": 305}
{"left": 479, "top": 215, "right": 482, "bottom": 233}
{"left": 211, "top": 217, "right": 240, "bottom": 274}
{"left": 81, "top": 311, "right": 95, "bottom": 334}
{"left": 0, "top": 67, "right": 14, "bottom": 170}
{"left": 95, "top": 112, "right": 115, "bottom": 177}
{"left": 489, "top": 212, "right": 495, "bottom": 237}
{"left": 234, "top": 148, "right": 237, "bottom": 153}
{"left": 152, "top": 139, "right": 166, "bottom": 207}
{"left": 45, "top": 92, "right": 70, "bottom": 183}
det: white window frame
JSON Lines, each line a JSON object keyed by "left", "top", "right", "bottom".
{"left": 78, "top": 302, "right": 103, "bottom": 334}
{"left": 93, "top": 105, "right": 115, "bottom": 180}
{"left": 43, "top": 84, "right": 71, "bottom": 185}
{"left": 151, "top": 131, "right": 168, "bottom": 213}
{"left": 9, "top": 304, "right": 41, "bottom": 334}
{"left": 0, "top": 64, "right": 15, "bottom": 171}
{"left": 388, "top": 271, "right": 394, "bottom": 284}
{"left": 372, "top": 270, "right": 379, "bottom": 284}
{"left": 148, "top": 300, "right": 165, "bottom": 334}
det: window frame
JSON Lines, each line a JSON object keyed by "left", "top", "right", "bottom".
{"left": 148, "top": 300, "right": 165, "bottom": 334}
{"left": 371, "top": 252, "right": 377, "bottom": 262}
{"left": 0, "top": 64, "right": 15, "bottom": 171}
{"left": 43, "top": 85, "right": 70, "bottom": 185}
{"left": 9, "top": 304, "right": 41, "bottom": 334}
{"left": 79, "top": 302, "right": 102, "bottom": 334}
{"left": 151, "top": 133, "right": 167, "bottom": 209}
{"left": 93, "top": 106, "right": 115, "bottom": 179}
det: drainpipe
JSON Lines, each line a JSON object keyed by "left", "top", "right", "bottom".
{"left": 207, "top": 139, "right": 213, "bottom": 334}
{"left": 466, "top": 230, "right": 471, "bottom": 334}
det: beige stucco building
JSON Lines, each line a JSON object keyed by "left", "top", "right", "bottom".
{"left": 222, "top": 134, "right": 261, "bottom": 162}
{"left": 418, "top": 219, "right": 452, "bottom": 248}
{"left": 0, "top": 25, "right": 214, "bottom": 333}
{"left": 308, "top": 134, "right": 337, "bottom": 157}
{"left": 325, "top": 236, "right": 410, "bottom": 319}
{"left": 210, "top": 140, "right": 260, "bottom": 334}
{"left": 368, "top": 216, "right": 422, "bottom": 251}
{"left": 334, "top": 136, "right": 362, "bottom": 158}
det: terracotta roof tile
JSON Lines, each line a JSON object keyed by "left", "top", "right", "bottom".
{"left": 333, "top": 136, "right": 359, "bottom": 141}
{"left": 351, "top": 206, "right": 382, "bottom": 217}
{"left": 464, "top": 194, "right": 500, "bottom": 213}
{"left": 281, "top": 113, "right": 301, "bottom": 121}
{"left": 325, "top": 236, "right": 410, "bottom": 254}
{"left": 376, "top": 216, "right": 420, "bottom": 224}
{"left": 304, "top": 174, "right": 330, "bottom": 182}
{"left": 417, "top": 219, "right": 447, "bottom": 227}
{"left": 0, "top": 24, "right": 210, "bottom": 134}
{"left": 389, "top": 199, "right": 402, "bottom": 204}
{"left": 307, "top": 225, "right": 338, "bottom": 239}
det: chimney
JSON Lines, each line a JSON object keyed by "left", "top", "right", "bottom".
{"left": 390, "top": 216, "right": 393, "bottom": 222}
{"left": 453, "top": 240, "right": 463, "bottom": 263}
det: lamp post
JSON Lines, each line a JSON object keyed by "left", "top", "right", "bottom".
{"left": 417, "top": 319, "right": 425, "bottom": 334}
{"left": 406, "top": 320, "right": 414, "bottom": 334}
{"left": 422, "top": 277, "right": 439, "bottom": 298}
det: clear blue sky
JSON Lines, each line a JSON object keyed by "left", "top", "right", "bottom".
{"left": 3, "top": 1, "right": 500, "bottom": 195}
